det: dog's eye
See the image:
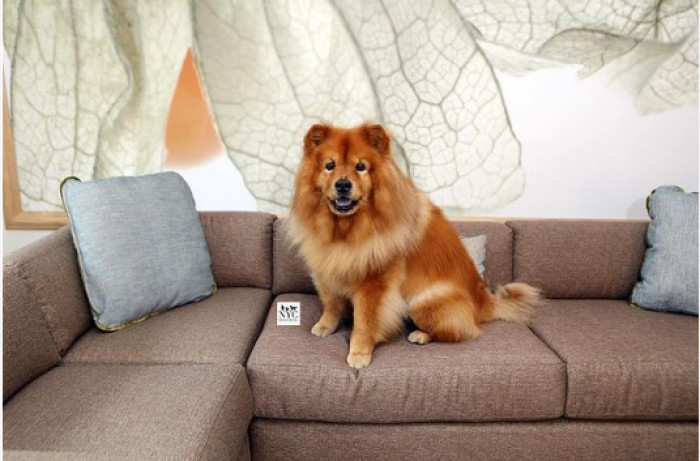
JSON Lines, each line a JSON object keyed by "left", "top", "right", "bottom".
{"left": 325, "top": 161, "right": 335, "bottom": 171}
{"left": 355, "top": 162, "right": 366, "bottom": 172}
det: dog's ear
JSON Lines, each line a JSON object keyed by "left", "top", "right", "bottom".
{"left": 304, "top": 124, "right": 330, "bottom": 154}
{"left": 361, "top": 124, "right": 390, "bottom": 155}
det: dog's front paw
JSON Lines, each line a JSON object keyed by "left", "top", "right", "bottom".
{"left": 346, "top": 351, "right": 372, "bottom": 369}
{"left": 311, "top": 322, "right": 336, "bottom": 338}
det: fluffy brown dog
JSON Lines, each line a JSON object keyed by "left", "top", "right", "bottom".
{"left": 288, "top": 123, "right": 540, "bottom": 369}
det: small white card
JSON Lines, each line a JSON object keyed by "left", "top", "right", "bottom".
{"left": 277, "top": 301, "right": 301, "bottom": 326}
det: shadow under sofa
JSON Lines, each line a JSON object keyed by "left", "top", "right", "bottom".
{"left": 3, "top": 212, "right": 698, "bottom": 460}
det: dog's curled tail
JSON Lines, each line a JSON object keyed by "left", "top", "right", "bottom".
{"left": 484, "top": 282, "right": 541, "bottom": 325}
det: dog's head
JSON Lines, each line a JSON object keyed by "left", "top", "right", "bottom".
{"left": 295, "top": 123, "right": 395, "bottom": 217}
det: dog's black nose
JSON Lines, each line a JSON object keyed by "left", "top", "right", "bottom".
{"left": 335, "top": 178, "right": 352, "bottom": 195}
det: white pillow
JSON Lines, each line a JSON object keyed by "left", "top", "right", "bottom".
{"left": 460, "top": 235, "right": 487, "bottom": 277}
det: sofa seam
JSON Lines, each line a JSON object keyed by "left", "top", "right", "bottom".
{"left": 58, "top": 360, "right": 246, "bottom": 368}
{"left": 554, "top": 359, "right": 697, "bottom": 365}
{"left": 567, "top": 413, "right": 698, "bottom": 420}
{"left": 505, "top": 221, "right": 515, "bottom": 283}
{"left": 240, "top": 292, "right": 275, "bottom": 368}
{"left": 1, "top": 448, "right": 171, "bottom": 459}
{"left": 5, "top": 259, "right": 63, "bottom": 360}
{"left": 504, "top": 220, "right": 517, "bottom": 284}
{"left": 6, "top": 233, "right": 92, "bottom": 354}
{"left": 271, "top": 216, "right": 283, "bottom": 295}
{"left": 247, "top": 361, "right": 564, "bottom": 372}
{"left": 526, "top": 325, "right": 569, "bottom": 418}
{"left": 250, "top": 414, "right": 565, "bottom": 425}
{"left": 250, "top": 416, "right": 698, "bottom": 426}
{"left": 267, "top": 215, "right": 277, "bottom": 292}
{"left": 195, "top": 367, "right": 245, "bottom": 460}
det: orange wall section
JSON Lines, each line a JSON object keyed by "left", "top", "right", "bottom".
{"left": 165, "top": 49, "right": 224, "bottom": 167}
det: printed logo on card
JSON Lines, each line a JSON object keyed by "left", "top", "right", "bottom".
{"left": 277, "top": 302, "right": 301, "bottom": 326}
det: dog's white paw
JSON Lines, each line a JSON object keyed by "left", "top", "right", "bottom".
{"left": 346, "top": 352, "right": 372, "bottom": 369}
{"left": 407, "top": 330, "right": 431, "bottom": 345}
{"left": 311, "top": 322, "right": 335, "bottom": 338}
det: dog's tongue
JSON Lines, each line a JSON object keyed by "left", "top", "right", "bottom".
{"left": 335, "top": 197, "right": 352, "bottom": 207}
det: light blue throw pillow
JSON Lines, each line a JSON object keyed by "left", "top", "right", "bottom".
{"left": 61, "top": 172, "right": 216, "bottom": 330}
{"left": 631, "top": 186, "right": 698, "bottom": 316}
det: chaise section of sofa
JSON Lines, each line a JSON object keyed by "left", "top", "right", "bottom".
{"left": 3, "top": 212, "right": 277, "bottom": 460}
{"left": 4, "top": 364, "right": 253, "bottom": 459}
{"left": 62, "top": 287, "right": 271, "bottom": 365}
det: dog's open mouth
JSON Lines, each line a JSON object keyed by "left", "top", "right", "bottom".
{"left": 331, "top": 197, "right": 359, "bottom": 214}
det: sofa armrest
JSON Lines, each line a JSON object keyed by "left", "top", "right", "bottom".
{"left": 4, "top": 227, "right": 91, "bottom": 354}
{"left": 3, "top": 261, "right": 60, "bottom": 401}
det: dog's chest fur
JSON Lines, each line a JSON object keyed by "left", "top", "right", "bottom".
{"left": 289, "top": 217, "right": 413, "bottom": 292}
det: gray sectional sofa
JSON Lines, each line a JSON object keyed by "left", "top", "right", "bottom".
{"left": 3, "top": 212, "right": 698, "bottom": 460}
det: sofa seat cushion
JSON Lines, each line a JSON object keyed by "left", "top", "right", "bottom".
{"left": 63, "top": 288, "right": 270, "bottom": 365}
{"left": 3, "top": 364, "right": 253, "bottom": 460}
{"left": 247, "top": 294, "right": 565, "bottom": 423}
{"left": 530, "top": 300, "right": 698, "bottom": 420}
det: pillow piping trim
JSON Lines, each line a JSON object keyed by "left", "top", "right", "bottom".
{"left": 93, "top": 285, "right": 216, "bottom": 332}
{"left": 59, "top": 176, "right": 106, "bottom": 327}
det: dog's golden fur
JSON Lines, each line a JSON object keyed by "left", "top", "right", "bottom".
{"left": 288, "top": 123, "right": 541, "bottom": 368}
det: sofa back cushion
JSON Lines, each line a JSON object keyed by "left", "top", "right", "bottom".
{"left": 4, "top": 227, "right": 92, "bottom": 355}
{"left": 199, "top": 212, "right": 275, "bottom": 289}
{"left": 452, "top": 221, "right": 513, "bottom": 288}
{"left": 272, "top": 219, "right": 316, "bottom": 294}
{"left": 509, "top": 220, "right": 648, "bottom": 298}
{"left": 272, "top": 219, "right": 514, "bottom": 294}
{"left": 3, "top": 260, "right": 60, "bottom": 401}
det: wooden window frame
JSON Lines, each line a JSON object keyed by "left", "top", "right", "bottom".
{"left": 3, "top": 78, "right": 68, "bottom": 230}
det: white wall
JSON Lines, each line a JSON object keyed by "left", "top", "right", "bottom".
{"left": 488, "top": 67, "right": 698, "bottom": 218}
{"left": 169, "top": 152, "right": 256, "bottom": 211}
{"left": 3, "top": 230, "right": 52, "bottom": 255}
